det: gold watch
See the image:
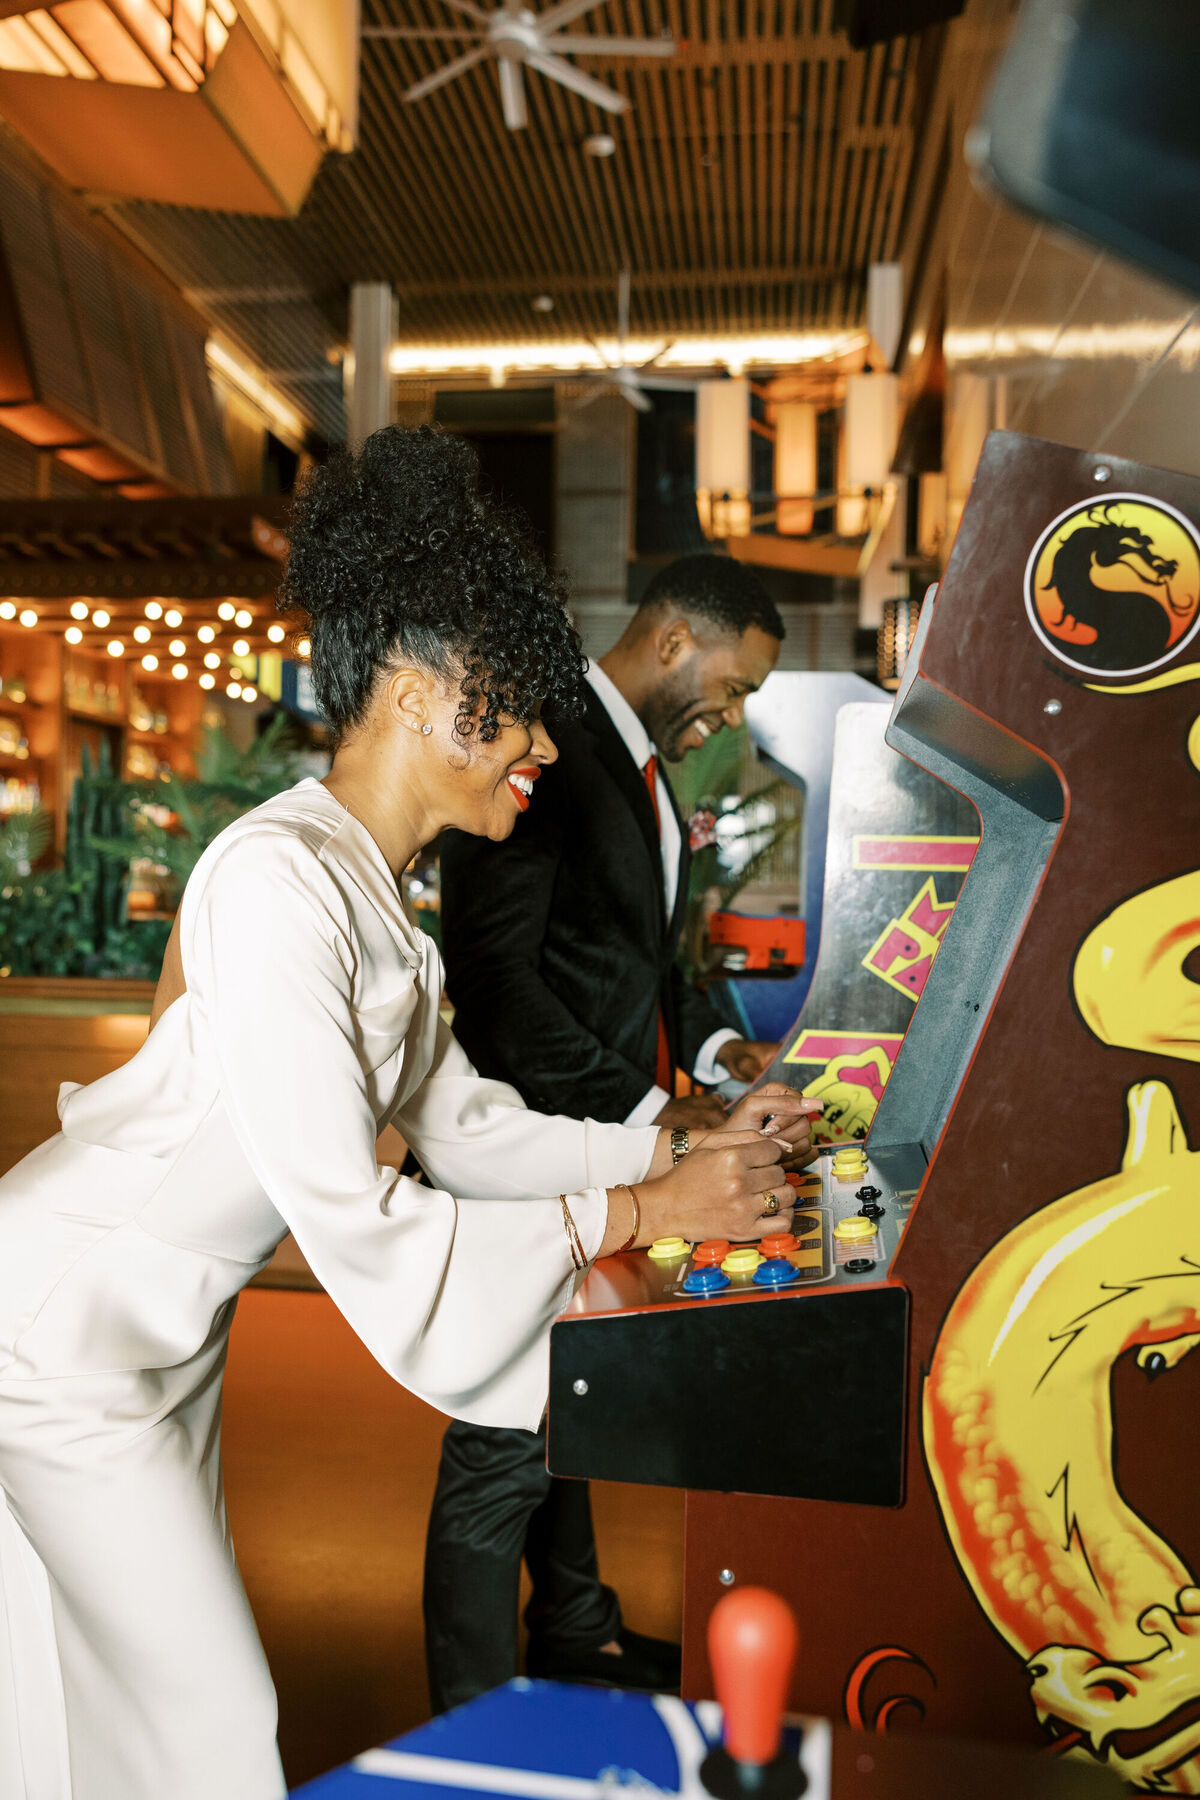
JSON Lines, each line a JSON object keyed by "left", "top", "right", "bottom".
{"left": 670, "top": 1127, "right": 690, "bottom": 1165}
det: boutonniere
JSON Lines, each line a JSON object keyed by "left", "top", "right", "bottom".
{"left": 688, "top": 807, "right": 718, "bottom": 852}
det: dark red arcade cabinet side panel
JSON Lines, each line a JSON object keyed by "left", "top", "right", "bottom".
{"left": 683, "top": 432, "right": 1200, "bottom": 1797}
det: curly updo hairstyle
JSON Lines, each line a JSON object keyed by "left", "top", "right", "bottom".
{"left": 280, "top": 425, "right": 585, "bottom": 743}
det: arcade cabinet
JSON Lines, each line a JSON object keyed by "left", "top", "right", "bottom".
{"left": 549, "top": 431, "right": 1200, "bottom": 1798}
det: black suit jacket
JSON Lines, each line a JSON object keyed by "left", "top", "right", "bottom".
{"left": 440, "top": 687, "right": 728, "bottom": 1123}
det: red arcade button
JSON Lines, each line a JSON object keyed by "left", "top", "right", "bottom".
{"left": 693, "top": 1239, "right": 731, "bottom": 1266}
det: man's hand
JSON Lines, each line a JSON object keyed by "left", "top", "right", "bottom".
{"left": 714, "top": 1038, "right": 781, "bottom": 1084}
{"left": 653, "top": 1093, "right": 728, "bottom": 1130}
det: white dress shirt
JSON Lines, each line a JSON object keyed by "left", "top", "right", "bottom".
{"left": 584, "top": 663, "right": 739, "bottom": 1124}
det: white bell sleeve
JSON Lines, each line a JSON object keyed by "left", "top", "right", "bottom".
{"left": 184, "top": 832, "right": 650, "bottom": 1429}
{"left": 392, "top": 1012, "right": 659, "bottom": 1216}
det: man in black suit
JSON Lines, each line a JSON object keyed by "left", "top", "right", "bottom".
{"left": 422, "top": 557, "right": 786, "bottom": 1712}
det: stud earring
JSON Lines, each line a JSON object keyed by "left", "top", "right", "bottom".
{"left": 421, "top": 723, "right": 432, "bottom": 736}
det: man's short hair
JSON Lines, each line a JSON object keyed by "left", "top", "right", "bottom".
{"left": 637, "top": 554, "right": 785, "bottom": 641}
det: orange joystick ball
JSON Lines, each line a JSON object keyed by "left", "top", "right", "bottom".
{"left": 700, "top": 1588, "right": 806, "bottom": 1799}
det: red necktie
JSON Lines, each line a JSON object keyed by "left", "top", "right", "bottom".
{"left": 644, "top": 755, "right": 673, "bottom": 1093}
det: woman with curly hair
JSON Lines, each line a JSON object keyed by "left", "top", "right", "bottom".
{"left": 0, "top": 426, "right": 808, "bottom": 1800}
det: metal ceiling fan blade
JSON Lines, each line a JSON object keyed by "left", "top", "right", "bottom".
{"left": 404, "top": 43, "right": 491, "bottom": 102}
{"left": 638, "top": 374, "right": 701, "bottom": 391}
{"left": 535, "top": 0, "right": 608, "bottom": 33}
{"left": 638, "top": 337, "right": 674, "bottom": 370}
{"left": 617, "top": 267, "right": 630, "bottom": 356}
{"left": 570, "top": 382, "right": 610, "bottom": 412}
{"left": 434, "top": 0, "right": 492, "bottom": 22}
{"left": 525, "top": 49, "right": 630, "bottom": 113}
{"left": 583, "top": 332, "right": 614, "bottom": 371}
{"left": 618, "top": 380, "right": 653, "bottom": 413}
{"left": 548, "top": 35, "right": 676, "bottom": 56}
{"left": 363, "top": 27, "right": 484, "bottom": 39}
{"left": 498, "top": 57, "right": 528, "bottom": 129}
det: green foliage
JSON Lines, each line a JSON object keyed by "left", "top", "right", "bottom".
{"left": 0, "top": 850, "right": 94, "bottom": 977}
{"left": 0, "top": 717, "right": 308, "bottom": 983}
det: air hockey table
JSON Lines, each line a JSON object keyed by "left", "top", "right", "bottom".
{"left": 289, "top": 1679, "right": 1119, "bottom": 1800}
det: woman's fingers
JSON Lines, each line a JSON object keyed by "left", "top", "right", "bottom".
{"left": 725, "top": 1087, "right": 822, "bottom": 1135}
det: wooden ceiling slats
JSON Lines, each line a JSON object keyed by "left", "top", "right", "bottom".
{"left": 99, "top": 0, "right": 944, "bottom": 432}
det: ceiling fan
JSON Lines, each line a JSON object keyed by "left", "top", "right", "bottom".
{"left": 574, "top": 269, "right": 700, "bottom": 412}
{"left": 362, "top": 0, "right": 676, "bottom": 133}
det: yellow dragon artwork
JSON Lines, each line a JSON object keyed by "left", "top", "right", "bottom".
{"left": 922, "top": 722, "right": 1200, "bottom": 1793}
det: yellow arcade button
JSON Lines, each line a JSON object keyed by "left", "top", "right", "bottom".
{"left": 833, "top": 1214, "right": 878, "bottom": 1243}
{"left": 648, "top": 1236, "right": 690, "bottom": 1261}
{"left": 833, "top": 1147, "right": 868, "bottom": 1166}
{"left": 722, "top": 1246, "right": 764, "bottom": 1274}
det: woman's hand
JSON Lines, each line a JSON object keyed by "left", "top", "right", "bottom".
{"left": 603, "top": 1130, "right": 792, "bottom": 1253}
{"left": 690, "top": 1083, "right": 822, "bottom": 1170}
{"left": 643, "top": 1083, "right": 822, "bottom": 1180}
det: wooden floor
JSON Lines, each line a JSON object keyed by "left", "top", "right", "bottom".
{"left": 223, "top": 1288, "right": 686, "bottom": 1790}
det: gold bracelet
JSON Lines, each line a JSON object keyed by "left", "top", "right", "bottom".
{"left": 613, "top": 1182, "right": 641, "bottom": 1254}
{"left": 559, "top": 1194, "right": 586, "bottom": 1271}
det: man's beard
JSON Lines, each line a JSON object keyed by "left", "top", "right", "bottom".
{"left": 642, "top": 667, "right": 704, "bottom": 762}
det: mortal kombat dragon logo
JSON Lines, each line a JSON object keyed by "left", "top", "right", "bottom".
{"left": 1024, "top": 495, "right": 1200, "bottom": 676}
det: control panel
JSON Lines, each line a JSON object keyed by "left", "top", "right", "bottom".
{"left": 547, "top": 1140, "right": 923, "bottom": 1504}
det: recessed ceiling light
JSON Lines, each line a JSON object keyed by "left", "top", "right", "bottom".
{"left": 65, "top": 626, "right": 82, "bottom": 644}
{"left": 218, "top": 602, "right": 236, "bottom": 621}
{"left": 144, "top": 601, "right": 162, "bottom": 620}
{"left": 583, "top": 133, "right": 617, "bottom": 158}
{"left": 531, "top": 294, "right": 555, "bottom": 313}
{"left": 234, "top": 609, "right": 252, "bottom": 629}
{"left": 164, "top": 609, "right": 183, "bottom": 629}
{"left": 134, "top": 626, "right": 151, "bottom": 643}
{"left": 142, "top": 654, "right": 159, "bottom": 671}
{"left": 199, "top": 672, "right": 215, "bottom": 689}
{"left": 69, "top": 601, "right": 88, "bottom": 620}
{"left": 197, "top": 625, "right": 216, "bottom": 644}
{"left": 204, "top": 652, "right": 221, "bottom": 669}
{"left": 267, "top": 624, "right": 285, "bottom": 643}
{"left": 232, "top": 638, "right": 250, "bottom": 657}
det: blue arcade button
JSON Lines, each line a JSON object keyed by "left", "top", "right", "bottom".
{"left": 682, "top": 1266, "right": 731, "bottom": 1296}
{"left": 752, "top": 1258, "right": 801, "bottom": 1287}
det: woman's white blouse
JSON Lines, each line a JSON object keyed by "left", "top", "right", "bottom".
{"left": 0, "top": 778, "right": 659, "bottom": 1429}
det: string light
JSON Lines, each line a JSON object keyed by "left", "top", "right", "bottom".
{"left": 203, "top": 652, "right": 221, "bottom": 669}
{"left": 134, "top": 626, "right": 151, "bottom": 644}
{"left": 145, "top": 602, "right": 163, "bottom": 620}
{"left": 69, "top": 602, "right": 88, "bottom": 621}
{"left": 168, "top": 638, "right": 186, "bottom": 657}
{"left": 19, "top": 609, "right": 37, "bottom": 628}
{"left": 296, "top": 636, "right": 311, "bottom": 659}
{"left": 142, "top": 654, "right": 159, "bottom": 671}
{"left": 218, "top": 602, "right": 236, "bottom": 621}
{"left": 241, "top": 686, "right": 258, "bottom": 703}
{"left": 232, "top": 638, "right": 250, "bottom": 656}
{"left": 234, "top": 609, "right": 252, "bottom": 629}
{"left": 0, "top": 603, "right": 14, "bottom": 620}
{"left": 65, "top": 626, "right": 82, "bottom": 645}
{"left": 164, "top": 609, "right": 183, "bottom": 629}
{"left": 172, "top": 664, "right": 188, "bottom": 681}
{"left": 199, "top": 673, "right": 215, "bottom": 690}
{"left": 197, "top": 625, "right": 216, "bottom": 644}
{"left": 226, "top": 680, "right": 242, "bottom": 698}
{"left": 92, "top": 609, "right": 110, "bottom": 628}
{"left": 267, "top": 624, "right": 285, "bottom": 643}
{"left": 107, "top": 640, "right": 124, "bottom": 657}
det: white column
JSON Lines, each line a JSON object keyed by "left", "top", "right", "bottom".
{"left": 346, "top": 282, "right": 395, "bottom": 450}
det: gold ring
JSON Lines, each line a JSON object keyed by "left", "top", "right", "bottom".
{"left": 763, "top": 1191, "right": 780, "bottom": 1216}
